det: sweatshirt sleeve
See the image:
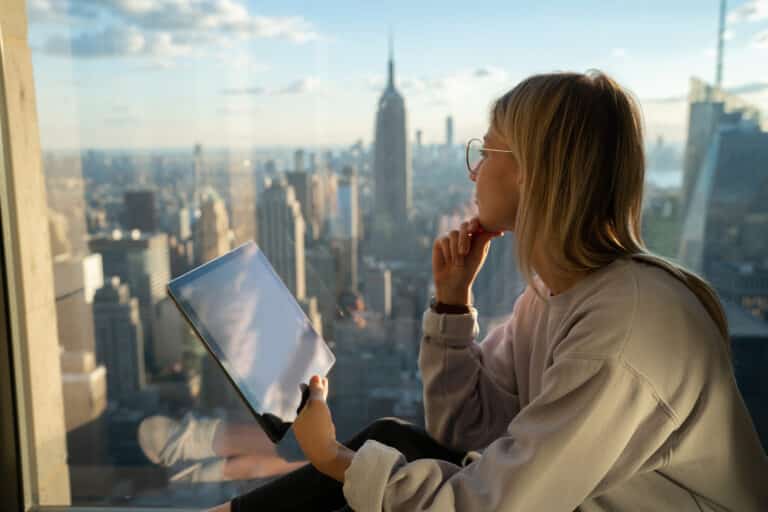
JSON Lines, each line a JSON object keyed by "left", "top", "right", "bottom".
{"left": 418, "top": 306, "right": 522, "bottom": 453}
{"left": 343, "top": 357, "right": 677, "bottom": 512}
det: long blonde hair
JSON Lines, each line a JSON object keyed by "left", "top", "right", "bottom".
{"left": 491, "top": 70, "right": 729, "bottom": 345}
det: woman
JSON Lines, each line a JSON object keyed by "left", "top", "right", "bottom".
{"left": 210, "top": 70, "right": 767, "bottom": 511}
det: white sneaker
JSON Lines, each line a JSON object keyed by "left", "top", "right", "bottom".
{"left": 138, "top": 412, "right": 222, "bottom": 467}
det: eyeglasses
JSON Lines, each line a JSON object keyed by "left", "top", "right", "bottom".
{"left": 465, "top": 137, "right": 515, "bottom": 178}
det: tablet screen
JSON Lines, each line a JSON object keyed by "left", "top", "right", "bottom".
{"left": 167, "top": 241, "right": 335, "bottom": 440}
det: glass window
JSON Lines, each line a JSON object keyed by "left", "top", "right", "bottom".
{"left": 8, "top": 0, "right": 767, "bottom": 507}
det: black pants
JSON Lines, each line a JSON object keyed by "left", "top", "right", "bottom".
{"left": 230, "top": 417, "right": 468, "bottom": 512}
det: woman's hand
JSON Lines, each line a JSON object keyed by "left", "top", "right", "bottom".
{"left": 292, "top": 375, "right": 339, "bottom": 471}
{"left": 432, "top": 217, "right": 503, "bottom": 305}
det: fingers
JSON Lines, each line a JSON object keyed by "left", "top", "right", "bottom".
{"left": 432, "top": 237, "right": 446, "bottom": 270}
{"left": 458, "top": 221, "right": 470, "bottom": 255}
{"left": 435, "top": 217, "right": 503, "bottom": 270}
{"left": 460, "top": 218, "right": 494, "bottom": 256}
{"left": 439, "top": 236, "right": 452, "bottom": 266}
{"left": 308, "top": 375, "right": 328, "bottom": 401}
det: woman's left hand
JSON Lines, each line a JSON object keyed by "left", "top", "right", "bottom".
{"left": 292, "top": 375, "right": 339, "bottom": 470}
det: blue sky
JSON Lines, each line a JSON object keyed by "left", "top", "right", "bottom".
{"left": 28, "top": 0, "right": 768, "bottom": 149}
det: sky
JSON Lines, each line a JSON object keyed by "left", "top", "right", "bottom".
{"left": 26, "top": 0, "right": 768, "bottom": 150}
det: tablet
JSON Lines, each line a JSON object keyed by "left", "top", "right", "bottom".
{"left": 167, "top": 241, "right": 336, "bottom": 444}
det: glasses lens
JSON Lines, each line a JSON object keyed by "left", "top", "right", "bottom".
{"left": 467, "top": 139, "right": 483, "bottom": 173}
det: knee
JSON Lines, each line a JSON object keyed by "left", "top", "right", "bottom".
{"left": 365, "top": 417, "right": 411, "bottom": 444}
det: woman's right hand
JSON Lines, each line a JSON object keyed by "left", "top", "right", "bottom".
{"left": 432, "top": 217, "right": 503, "bottom": 305}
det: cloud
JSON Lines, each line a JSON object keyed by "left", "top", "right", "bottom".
{"left": 221, "top": 87, "right": 266, "bottom": 96}
{"left": 36, "top": 0, "right": 319, "bottom": 60}
{"left": 641, "top": 81, "right": 768, "bottom": 105}
{"left": 272, "top": 77, "right": 319, "bottom": 94}
{"left": 642, "top": 94, "right": 686, "bottom": 104}
{"left": 95, "top": 0, "right": 318, "bottom": 42}
{"left": 103, "top": 115, "right": 139, "bottom": 125}
{"left": 220, "top": 77, "right": 319, "bottom": 96}
{"left": 43, "top": 26, "right": 194, "bottom": 58}
{"left": 28, "top": 0, "right": 99, "bottom": 22}
{"left": 728, "top": 0, "right": 768, "bottom": 23}
{"left": 368, "top": 67, "right": 509, "bottom": 94}
{"left": 755, "top": 29, "right": 768, "bottom": 48}
{"left": 727, "top": 81, "right": 768, "bottom": 94}
{"left": 611, "top": 48, "right": 627, "bottom": 58}
{"left": 217, "top": 105, "right": 259, "bottom": 116}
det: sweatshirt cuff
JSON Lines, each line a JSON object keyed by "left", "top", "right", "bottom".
{"left": 422, "top": 308, "right": 479, "bottom": 345}
{"left": 342, "top": 439, "right": 407, "bottom": 512}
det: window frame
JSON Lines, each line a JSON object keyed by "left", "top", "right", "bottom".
{"left": 0, "top": 6, "right": 229, "bottom": 511}
{"left": 0, "top": 18, "right": 23, "bottom": 512}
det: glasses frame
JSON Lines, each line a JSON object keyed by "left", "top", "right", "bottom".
{"left": 465, "top": 137, "right": 515, "bottom": 177}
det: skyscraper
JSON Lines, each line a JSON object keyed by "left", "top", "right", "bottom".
{"left": 172, "top": 206, "right": 192, "bottom": 241}
{"left": 54, "top": 254, "right": 108, "bottom": 432}
{"left": 286, "top": 170, "right": 317, "bottom": 240}
{"left": 227, "top": 162, "right": 258, "bottom": 246}
{"left": 445, "top": 116, "right": 454, "bottom": 147}
{"left": 331, "top": 166, "right": 360, "bottom": 294}
{"left": 294, "top": 149, "right": 305, "bottom": 173}
{"left": 194, "top": 188, "right": 231, "bottom": 265}
{"left": 123, "top": 189, "right": 157, "bottom": 233}
{"left": 679, "top": 1, "right": 761, "bottom": 215}
{"left": 193, "top": 143, "right": 205, "bottom": 199}
{"left": 373, "top": 35, "right": 412, "bottom": 241}
{"left": 306, "top": 245, "right": 337, "bottom": 340}
{"left": 682, "top": 83, "right": 763, "bottom": 207}
{"left": 678, "top": 108, "right": 768, "bottom": 276}
{"left": 93, "top": 277, "right": 147, "bottom": 402}
{"left": 257, "top": 178, "right": 307, "bottom": 300}
{"left": 309, "top": 173, "right": 326, "bottom": 239}
{"left": 363, "top": 258, "right": 392, "bottom": 317}
{"left": 88, "top": 230, "right": 171, "bottom": 373}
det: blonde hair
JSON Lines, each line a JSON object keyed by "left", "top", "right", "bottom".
{"left": 490, "top": 70, "right": 729, "bottom": 345}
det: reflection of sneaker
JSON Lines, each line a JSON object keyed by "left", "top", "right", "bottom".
{"left": 138, "top": 412, "right": 221, "bottom": 466}
{"left": 169, "top": 458, "right": 227, "bottom": 483}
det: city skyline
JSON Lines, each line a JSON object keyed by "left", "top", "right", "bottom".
{"left": 28, "top": 0, "right": 768, "bottom": 149}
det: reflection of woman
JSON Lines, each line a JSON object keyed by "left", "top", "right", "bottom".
{"left": 209, "top": 71, "right": 767, "bottom": 511}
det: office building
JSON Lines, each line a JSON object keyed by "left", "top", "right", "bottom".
{"left": 257, "top": 179, "right": 307, "bottom": 300}
{"left": 93, "top": 277, "right": 147, "bottom": 402}
{"left": 88, "top": 230, "right": 171, "bottom": 373}
{"left": 194, "top": 188, "right": 231, "bottom": 265}
{"left": 123, "top": 190, "right": 157, "bottom": 233}
{"left": 373, "top": 36, "right": 412, "bottom": 242}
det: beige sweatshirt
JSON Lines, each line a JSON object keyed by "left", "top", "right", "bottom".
{"left": 342, "top": 256, "right": 768, "bottom": 511}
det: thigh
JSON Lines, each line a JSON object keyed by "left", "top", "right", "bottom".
{"left": 341, "top": 417, "right": 468, "bottom": 466}
{"left": 230, "top": 417, "right": 467, "bottom": 512}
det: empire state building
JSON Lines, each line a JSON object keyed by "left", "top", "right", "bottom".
{"left": 373, "top": 38, "right": 412, "bottom": 242}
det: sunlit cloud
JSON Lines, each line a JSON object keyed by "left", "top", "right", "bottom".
{"left": 727, "top": 0, "right": 768, "bottom": 23}
{"left": 33, "top": 0, "right": 320, "bottom": 60}
{"left": 43, "top": 26, "right": 196, "bottom": 58}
